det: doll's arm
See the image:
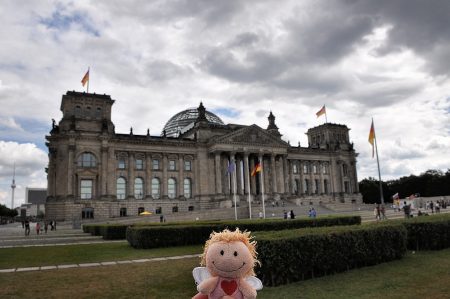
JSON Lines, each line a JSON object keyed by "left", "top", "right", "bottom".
{"left": 198, "top": 276, "right": 219, "bottom": 294}
{"left": 239, "top": 278, "right": 257, "bottom": 299}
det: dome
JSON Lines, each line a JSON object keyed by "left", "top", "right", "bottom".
{"left": 162, "top": 108, "right": 225, "bottom": 137}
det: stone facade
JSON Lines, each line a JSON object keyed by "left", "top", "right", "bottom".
{"left": 46, "top": 91, "right": 361, "bottom": 221}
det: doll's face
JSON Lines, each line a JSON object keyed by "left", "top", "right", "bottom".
{"left": 206, "top": 241, "right": 253, "bottom": 278}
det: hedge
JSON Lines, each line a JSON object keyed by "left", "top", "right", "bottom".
{"left": 401, "top": 214, "right": 450, "bottom": 251}
{"left": 255, "top": 224, "right": 407, "bottom": 286}
{"left": 126, "top": 215, "right": 361, "bottom": 248}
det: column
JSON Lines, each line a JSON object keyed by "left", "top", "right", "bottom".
{"left": 270, "top": 155, "right": 277, "bottom": 194}
{"left": 352, "top": 161, "right": 359, "bottom": 193}
{"left": 223, "top": 155, "right": 230, "bottom": 194}
{"left": 282, "top": 155, "right": 288, "bottom": 194}
{"left": 339, "top": 161, "right": 345, "bottom": 192}
{"left": 178, "top": 155, "right": 184, "bottom": 198}
{"left": 67, "top": 144, "right": 75, "bottom": 196}
{"left": 243, "top": 153, "right": 250, "bottom": 195}
{"left": 101, "top": 146, "right": 108, "bottom": 196}
{"left": 215, "top": 152, "right": 222, "bottom": 194}
{"left": 299, "top": 160, "right": 304, "bottom": 194}
{"left": 250, "top": 156, "right": 257, "bottom": 195}
{"left": 145, "top": 153, "right": 153, "bottom": 197}
{"left": 162, "top": 154, "right": 168, "bottom": 198}
{"left": 236, "top": 156, "right": 243, "bottom": 195}
{"left": 309, "top": 161, "right": 314, "bottom": 195}
{"left": 107, "top": 148, "right": 115, "bottom": 196}
{"left": 127, "top": 153, "right": 135, "bottom": 198}
{"left": 319, "top": 161, "right": 324, "bottom": 194}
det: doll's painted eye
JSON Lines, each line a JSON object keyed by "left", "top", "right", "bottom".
{"left": 234, "top": 251, "right": 238, "bottom": 257}
{"left": 220, "top": 250, "right": 224, "bottom": 255}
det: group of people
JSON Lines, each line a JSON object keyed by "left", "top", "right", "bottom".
{"left": 21, "top": 219, "right": 57, "bottom": 236}
{"left": 282, "top": 210, "right": 296, "bottom": 219}
{"left": 373, "top": 204, "right": 387, "bottom": 221}
{"left": 425, "top": 200, "right": 447, "bottom": 213}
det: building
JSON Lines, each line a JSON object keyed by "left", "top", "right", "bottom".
{"left": 45, "top": 91, "right": 361, "bottom": 221}
{"left": 18, "top": 187, "right": 47, "bottom": 218}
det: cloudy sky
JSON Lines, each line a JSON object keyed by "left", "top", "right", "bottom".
{"left": 1, "top": 0, "right": 449, "bottom": 208}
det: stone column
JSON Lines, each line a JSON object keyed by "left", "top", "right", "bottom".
{"left": 107, "top": 148, "right": 115, "bottom": 196}
{"left": 352, "top": 161, "right": 359, "bottom": 193}
{"left": 299, "top": 160, "right": 304, "bottom": 194}
{"left": 309, "top": 161, "right": 314, "bottom": 195}
{"left": 101, "top": 146, "right": 108, "bottom": 196}
{"left": 127, "top": 153, "right": 135, "bottom": 198}
{"left": 145, "top": 153, "right": 152, "bottom": 197}
{"left": 319, "top": 161, "right": 324, "bottom": 194}
{"left": 282, "top": 155, "right": 288, "bottom": 194}
{"left": 178, "top": 155, "right": 184, "bottom": 198}
{"left": 236, "top": 156, "right": 243, "bottom": 195}
{"left": 67, "top": 144, "right": 75, "bottom": 196}
{"left": 270, "top": 154, "right": 277, "bottom": 194}
{"left": 223, "top": 155, "right": 230, "bottom": 194}
{"left": 215, "top": 152, "right": 222, "bottom": 194}
{"left": 250, "top": 156, "right": 257, "bottom": 195}
{"left": 339, "top": 161, "right": 345, "bottom": 193}
{"left": 243, "top": 153, "right": 250, "bottom": 195}
{"left": 162, "top": 154, "right": 168, "bottom": 198}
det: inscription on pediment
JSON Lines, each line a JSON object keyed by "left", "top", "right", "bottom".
{"left": 214, "top": 125, "right": 287, "bottom": 147}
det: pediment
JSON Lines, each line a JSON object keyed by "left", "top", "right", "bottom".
{"left": 210, "top": 125, "right": 288, "bottom": 147}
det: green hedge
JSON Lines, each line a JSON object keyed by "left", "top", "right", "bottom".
{"left": 401, "top": 214, "right": 450, "bottom": 251}
{"left": 255, "top": 224, "right": 407, "bottom": 286}
{"left": 126, "top": 216, "right": 361, "bottom": 248}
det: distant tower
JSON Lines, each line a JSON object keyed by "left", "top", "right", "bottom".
{"left": 11, "top": 163, "right": 16, "bottom": 209}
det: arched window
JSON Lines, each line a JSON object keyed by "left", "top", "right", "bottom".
{"left": 75, "top": 106, "right": 81, "bottom": 117}
{"left": 343, "top": 164, "right": 348, "bottom": 176}
{"left": 95, "top": 107, "right": 102, "bottom": 118}
{"left": 184, "top": 178, "right": 192, "bottom": 199}
{"left": 86, "top": 106, "right": 92, "bottom": 117}
{"left": 116, "top": 177, "right": 126, "bottom": 200}
{"left": 168, "top": 178, "right": 176, "bottom": 199}
{"left": 78, "top": 152, "right": 96, "bottom": 167}
{"left": 134, "top": 177, "right": 144, "bottom": 199}
{"left": 151, "top": 178, "right": 160, "bottom": 199}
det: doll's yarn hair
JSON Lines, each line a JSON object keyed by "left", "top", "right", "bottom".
{"left": 201, "top": 228, "right": 259, "bottom": 276}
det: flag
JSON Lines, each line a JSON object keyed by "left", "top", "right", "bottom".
{"left": 392, "top": 192, "right": 399, "bottom": 200}
{"left": 251, "top": 162, "right": 261, "bottom": 176}
{"left": 81, "top": 68, "right": 90, "bottom": 87}
{"left": 316, "top": 105, "right": 326, "bottom": 118}
{"left": 368, "top": 119, "right": 375, "bottom": 158}
{"left": 226, "top": 162, "right": 235, "bottom": 174}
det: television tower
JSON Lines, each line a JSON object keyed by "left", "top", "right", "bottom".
{"left": 11, "top": 163, "right": 16, "bottom": 209}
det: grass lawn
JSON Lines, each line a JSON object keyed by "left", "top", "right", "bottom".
{"left": 0, "top": 242, "right": 202, "bottom": 269}
{"left": 1, "top": 248, "right": 449, "bottom": 298}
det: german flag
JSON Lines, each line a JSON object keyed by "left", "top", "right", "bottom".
{"left": 368, "top": 119, "right": 375, "bottom": 158}
{"left": 251, "top": 163, "right": 261, "bottom": 176}
{"left": 81, "top": 68, "right": 89, "bottom": 87}
{"left": 316, "top": 105, "right": 326, "bottom": 118}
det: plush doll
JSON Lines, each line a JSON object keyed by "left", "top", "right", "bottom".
{"left": 192, "top": 228, "right": 262, "bottom": 299}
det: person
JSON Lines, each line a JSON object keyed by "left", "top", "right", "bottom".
{"left": 290, "top": 210, "right": 295, "bottom": 219}
{"left": 24, "top": 219, "right": 30, "bottom": 236}
{"left": 373, "top": 206, "right": 379, "bottom": 221}
{"left": 402, "top": 201, "right": 411, "bottom": 219}
{"left": 311, "top": 208, "right": 317, "bottom": 218}
{"left": 287, "top": 210, "right": 291, "bottom": 219}
{"left": 430, "top": 201, "right": 434, "bottom": 213}
{"left": 36, "top": 222, "right": 41, "bottom": 235}
{"left": 44, "top": 221, "right": 48, "bottom": 234}
{"left": 380, "top": 205, "right": 387, "bottom": 220}
{"left": 283, "top": 210, "right": 287, "bottom": 219}
{"left": 435, "top": 201, "right": 440, "bottom": 213}
{"left": 258, "top": 211, "right": 263, "bottom": 219}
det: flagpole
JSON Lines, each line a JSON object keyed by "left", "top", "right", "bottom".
{"left": 245, "top": 155, "right": 252, "bottom": 219}
{"left": 232, "top": 156, "right": 237, "bottom": 220}
{"left": 324, "top": 105, "right": 328, "bottom": 123}
{"left": 87, "top": 67, "right": 90, "bottom": 93}
{"left": 373, "top": 119, "right": 384, "bottom": 205}
{"left": 259, "top": 155, "right": 266, "bottom": 219}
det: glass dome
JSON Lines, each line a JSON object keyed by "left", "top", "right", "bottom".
{"left": 162, "top": 108, "right": 224, "bottom": 137}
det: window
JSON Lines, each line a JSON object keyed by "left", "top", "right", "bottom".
{"left": 303, "top": 164, "right": 309, "bottom": 174}
{"left": 315, "top": 179, "right": 319, "bottom": 194}
{"left": 116, "top": 177, "right": 126, "bottom": 200}
{"left": 155, "top": 207, "right": 162, "bottom": 214}
{"left": 75, "top": 106, "right": 81, "bottom": 117}
{"left": 343, "top": 164, "right": 348, "bottom": 176}
{"left": 134, "top": 177, "right": 144, "bottom": 199}
{"left": 344, "top": 181, "right": 350, "bottom": 193}
{"left": 151, "top": 178, "right": 160, "bottom": 199}
{"left": 293, "top": 179, "right": 299, "bottom": 194}
{"left": 168, "top": 160, "right": 176, "bottom": 171}
{"left": 78, "top": 153, "right": 96, "bottom": 167}
{"left": 293, "top": 164, "right": 298, "bottom": 174}
{"left": 304, "top": 179, "right": 309, "bottom": 194}
{"left": 188, "top": 206, "right": 194, "bottom": 211}
{"left": 168, "top": 178, "right": 177, "bottom": 199}
{"left": 313, "top": 165, "right": 318, "bottom": 174}
{"left": 184, "top": 160, "right": 192, "bottom": 171}
{"left": 80, "top": 180, "right": 93, "bottom": 199}
{"left": 135, "top": 159, "right": 144, "bottom": 170}
{"left": 324, "top": 179, "right": 329, "bottom": 194}
{"left": 323, "top": 164, "right": 329, "bottom": 174}
{"left": 184, "top": 178, "right": 192, "bottom": 198}
{"left": 95, "top": 107, "right": 102, "bottom": 118}
{"left": 172, "top": 206, "right": 178, "bottom": 213}
{"left": 118, "top": 158, "right": 126, "bottom": 169}
{"left": 82, "top": 208, "right": 94, "bottom": 219}
{"left": 138, "top": 207, "right": 145, "bottom": 215}
{"left": 86, "top": 106, "right": 92, "bottom": 117}
{"left": 152, "top": 159, "right": 160, "bottom": 170}
{"left": 120, "top": 208, "right": 127, "bottom": 217}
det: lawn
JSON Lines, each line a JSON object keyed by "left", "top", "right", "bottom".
{"left": 1, "top": 248, "right": 449, "bottom": 298}
{"left": 0, "top": 242, "right": 202, "bottom": 269}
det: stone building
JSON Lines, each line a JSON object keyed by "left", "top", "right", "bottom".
{"left": 46, "top": 91, "right": 361, "bottom": 221}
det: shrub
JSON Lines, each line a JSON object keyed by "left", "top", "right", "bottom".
{"left": 126, "top": 215, "right": 361, "bottom": 248}
{"left": 402, "top": 214, "right": 450, "bottom": 251}
{"left": 255, "top": 224, "right": 407, "bottom": 286}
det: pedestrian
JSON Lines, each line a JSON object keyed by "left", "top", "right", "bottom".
{"left": 287, "top": 210, "right": 291, "bottom": 219}
{"left": 258, "top": 211, "right": 263, "bottom": 219}
{"left": 435, "top": 201, "right": 440, "bottom": 213}
{"left": 381, "top": 205, "right": 387, "bottom": 220}
{"left": 283, "top": 210, "right": 287, "bottom": 219}
{"left": 374, "top": 206, "right": 379, "bottom": 221}
{"left": 44, "top": 221, "right": 48, "bottom": 234}
{"left": 430, "top": 201, "right": 434, "bottom": 213}
{"left": 53, "top": 220, "right": 57, "bottom": 230}
{"left": 290, "top": 210, "right": 295, "bottom": 219}
{"left": 24, "top": 219, "right": 30, "bottom": 236}
{"left": 311, "top": 208, "right": 317, "bottom": 218}
{"left": 402, "top": 201, "right": 411, "bottom": 218}
{"left": 36, "top": 222, "right": 41, "bottom": 235}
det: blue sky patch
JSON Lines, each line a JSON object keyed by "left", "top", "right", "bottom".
{"left": 212, "top": 108, "right": 240, "bottom": 119}
{"left": 40, "top": 10, "right": 99, "bottom": 37}
{"left": 0, "top": 117, "right": 50, "bottom": 151}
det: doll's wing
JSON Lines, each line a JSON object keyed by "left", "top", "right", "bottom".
{"left": 246, "top": 276, "right": 263, "bottom": 290}
{"left": 192, "top": 267, "right": 211, "bottom": 285}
